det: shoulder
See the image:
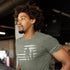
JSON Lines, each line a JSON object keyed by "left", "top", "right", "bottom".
{"left": 38, "top": 32, "right": 61, "bottom": 46}
{"left": 36, "top": 31, "right": 50, "bottom": 37}
{"left": 37, "top": 31, "right": 56, "bottom": 40}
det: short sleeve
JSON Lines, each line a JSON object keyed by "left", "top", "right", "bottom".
{"left": 44, "top": 35, "right": 62, "bottom": 54}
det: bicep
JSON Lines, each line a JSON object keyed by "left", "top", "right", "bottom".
{"left": 52, "top": 47, "right": 70, "bottom": 63}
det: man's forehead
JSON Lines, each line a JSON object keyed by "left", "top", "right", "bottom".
{"left": 18, "top": 12, "right": 28, "bottom": 17}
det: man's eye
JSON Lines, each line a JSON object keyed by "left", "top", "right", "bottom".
{"left": 21, "top": 18, "right": 25, "bottom": 20}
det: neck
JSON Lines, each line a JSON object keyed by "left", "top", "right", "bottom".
{"left": 24, "top": 28, "right": 35, "bottom": 40}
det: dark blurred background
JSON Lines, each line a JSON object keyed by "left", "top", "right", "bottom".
{"left": 0, "top": 0, "right": 70, "bottom": 70}
{"left": 0, "top": 0, "right": 70, "bottom": 44}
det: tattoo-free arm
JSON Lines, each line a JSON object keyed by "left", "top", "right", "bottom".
{"left": 52, "top": 46, "right": 70, "bottom": 70}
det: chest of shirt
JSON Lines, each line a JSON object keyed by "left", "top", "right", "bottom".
{"left": 16, "top": 40, "right": 48, "bottom": 61}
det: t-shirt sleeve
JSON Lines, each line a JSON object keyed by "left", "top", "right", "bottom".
{"left": 44, "top": 35, "right": 62, "bottom": 54}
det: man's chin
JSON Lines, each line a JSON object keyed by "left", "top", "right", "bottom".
{"left": 19, "top": 30, "right": 24, "bottom": 34}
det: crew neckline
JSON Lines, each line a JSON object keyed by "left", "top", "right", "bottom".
{"left": 23, "top": 31, "right": 38, "bottom": 41}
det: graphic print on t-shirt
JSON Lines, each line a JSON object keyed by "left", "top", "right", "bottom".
{"left": 17, "top": 45, "right": 37, "bottom": 61}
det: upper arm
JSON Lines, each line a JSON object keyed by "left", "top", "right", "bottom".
{"left": 52, "top": 47, "right": 70, "bottom": 64}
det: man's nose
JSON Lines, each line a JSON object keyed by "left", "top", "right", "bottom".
{"left": 17, "top": 21, "right": 22, "bottom": 25}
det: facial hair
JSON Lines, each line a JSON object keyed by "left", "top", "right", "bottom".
{"left": 19, "top": 30, "right": 25, "bottom": 34}
{"left": 18, "top": 25, "right": 25, "bottom": 34}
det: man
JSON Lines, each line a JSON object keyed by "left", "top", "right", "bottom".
{"left": 15, "top": 2, "right": 70, "bottom": 70}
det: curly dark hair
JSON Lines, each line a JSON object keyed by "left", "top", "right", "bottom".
{"left": 14, "top": 2, "right": 44, "bottom": 31}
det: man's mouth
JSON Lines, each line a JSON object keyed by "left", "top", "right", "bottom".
{"left": 18, "top": 25, "right": 24, "bottom": 34}
{"left": 18, "top": 25, "right": 23, "bottom": 31}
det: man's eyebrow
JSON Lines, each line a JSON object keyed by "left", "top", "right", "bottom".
{"left": 18, "top": 16, "right": 26, "bottom": 20}
{"left": 20, "top": 16, "right": 26, "bottom": 18}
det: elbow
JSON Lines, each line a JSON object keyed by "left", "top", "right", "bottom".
{"left": 63, "top": 61, "right": 70, "bottom": 66}
{"left": 66, "top": 62, "right": 70, "bottom": 67}
{"left": 64, "top": 63, "right": 70, "bottom": 70}
{"left": 61, "top": 61, "right": 70, "bottom": 70}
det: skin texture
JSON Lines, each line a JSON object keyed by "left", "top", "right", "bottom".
{"left": 17, "top": 12, "right": 70, "bottom": 70}
{"left": 53, "top": 47, "right": 70, "bottom": 70}
{"left": 17, "top": 12, "right": 35, "bottom": 40}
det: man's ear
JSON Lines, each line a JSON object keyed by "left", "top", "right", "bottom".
{"left": 31, "top": 18, "right": 36, "bottom": 24}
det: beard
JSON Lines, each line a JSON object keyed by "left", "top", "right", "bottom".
{"left": 18, "top": 25, "right": 25, "bottom": 34}
{"left": 19, "top": 30, "right": 25, "bottom": 34}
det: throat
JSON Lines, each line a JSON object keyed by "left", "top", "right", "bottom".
{"left": 24, "top": 31, "right": 35, "bottom": 40}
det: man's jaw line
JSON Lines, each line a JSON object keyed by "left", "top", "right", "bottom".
{"left": 19, "top": 30, "right": 25, "bottom": 34}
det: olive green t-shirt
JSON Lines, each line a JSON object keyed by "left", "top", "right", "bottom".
{"left": 16, "top": 31, "right": 62, "bottom": 70}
